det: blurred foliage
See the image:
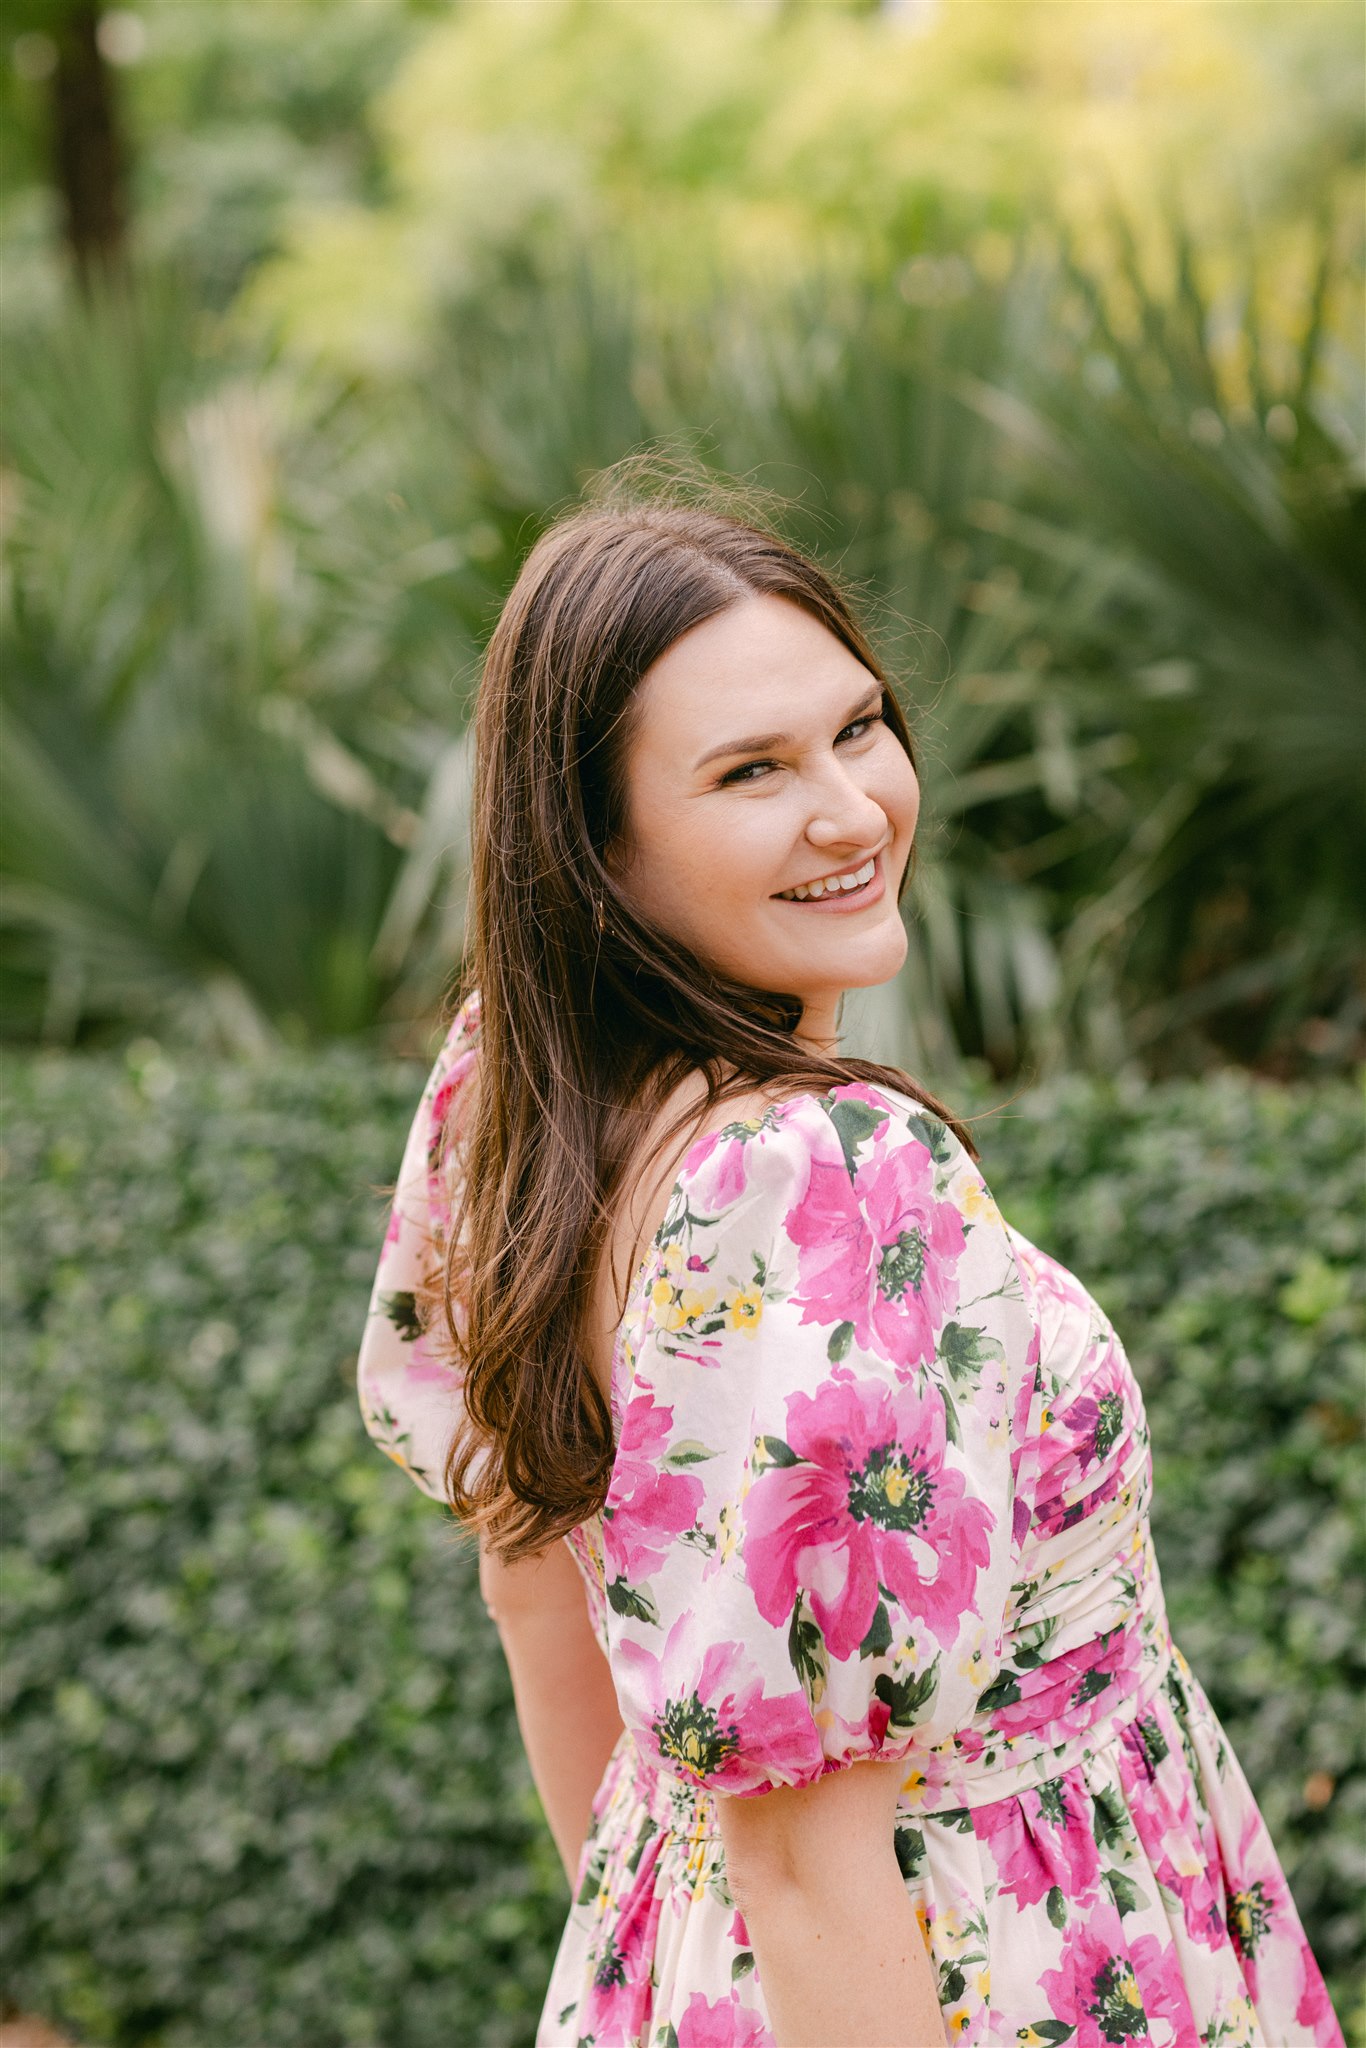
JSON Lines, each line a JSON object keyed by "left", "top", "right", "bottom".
{"left": 0, "top": 0, "right": 1362, "bottom": 1077}
{"left": 243, "top": 2, "right": 1364, "bottom": 372}
{"left": 0, "top": 0, "right": 427, "bottom": 318}
{"left": 1, "top": 1048, "right": 1361, "bottom": 2043}
{"left": 3, "top": 228, "right": 1361, "bottom": 1075}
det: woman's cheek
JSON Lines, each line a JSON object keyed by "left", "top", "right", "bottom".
{"left": 877, "top": 747, "right": 920, "bottom": 840}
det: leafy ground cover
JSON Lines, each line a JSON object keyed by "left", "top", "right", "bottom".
{"left": 1, "top": 1047, "right": 1361, "bottom": 2045}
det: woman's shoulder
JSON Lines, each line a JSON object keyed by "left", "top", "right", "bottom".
{"left": 668, "top": 1076, "right": 988, "bottom": 1233}
{"left": 401, "top": 991, "right": 482, "bottom": 1216}
{"left": 423, "top": 988, "right": 482, "bottom": 1106}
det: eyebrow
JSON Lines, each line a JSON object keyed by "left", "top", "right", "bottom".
{"left": 695, "top": 682, "right": 884, "bottom": 771}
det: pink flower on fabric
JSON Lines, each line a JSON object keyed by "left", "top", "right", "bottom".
{"left": 603, "top": 1392, "right": 704, "bottom": 1581}
{"left": 401, "top": 1333, "right": 464, "bottom": 1387}
{"left": 978, "top": 1625, "right": 1144, "bottom": 1748}
{"left": 684, "top": 1124, "right": 758, "bottom": 1211}
{"left": 1039, "top": 1921, "right": 1194, "bottom": 2048}
{"left": 677, "top": 1990, "right": 773, "bottom": 2048}
{"left": 784, "top": 1105, "right": 966, "bottom": 1368}
{"left": 742, "top": 1374, "right": 993, "bottom": 1661}
{"left": 1033, "top": 1332, "right": 1137, "bottom": 1538}
{"left": 684, "top": 1103, "right": 828, "bottom": 1214}
{"left": 972, "top": 1770, "right": 1103, "bottom": 1908}
{"left": 1296, "top": 1942, "right": 1344, "bottom": 2046}
{"left": 613, "top": 1616, "right": 819, "bottom": 1796}
{"left": 1223, "top": 1803, "right": 1293, "bottom": 2009}
{"left": 1116, "top": 1713, "right": 1227, "bottom": 1951}
{"left": 580, "top": 1865, "right": 666, "bottom": 2048}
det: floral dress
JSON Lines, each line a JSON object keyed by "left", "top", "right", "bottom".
{"left": 357, "top": 994, "right": 1343, "bottom": 2048}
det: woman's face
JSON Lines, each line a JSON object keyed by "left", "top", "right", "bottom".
{"left": 608, "top": 593, "right": 920, "bottom": 1047}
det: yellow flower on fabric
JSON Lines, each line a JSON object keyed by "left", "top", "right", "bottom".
{"left": 661, "top": 1241, "right": 685, "bottom": 1275}
{"left": 901, "top": 1764, "right": 929, "bottom": 1804}
{"left": 961, "top": 1178, "right": 1002, "bottom": 1226}
{"left": 958, "top": 1644, "right": 990, "bottom": 1687}
{"left": 651, "top": 1276, "right": 675, "bottom": 1312}
{"left": 936, "top": 1910, "right": 967, "bottom": 1958}
{"left": 678, "top": 1286, "right": 714, "bottom": 1319}
{"left": 948, "top": 2012, "right": 971, "bottom": 2039}
{"left": 662, "top": 1302, "right": 687, "bottom": 1332}
{"left": 727, "top": 1286, "right": 763, "bottom": 1334}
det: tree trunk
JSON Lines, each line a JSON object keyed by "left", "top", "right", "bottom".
{"left": 51, "top": 4, "right": 127, "bottom": 284}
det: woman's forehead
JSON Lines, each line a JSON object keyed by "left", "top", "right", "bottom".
{"left": 631, "top": 595, "right": 868, "bottom": 758}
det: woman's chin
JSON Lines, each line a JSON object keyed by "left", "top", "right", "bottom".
{"left": 830, "top": 924, "right": 909, "bottom": 992}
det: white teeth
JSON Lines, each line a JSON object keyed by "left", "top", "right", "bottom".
{"left": 778, "top": 856, "right": 878, "bottom": 902}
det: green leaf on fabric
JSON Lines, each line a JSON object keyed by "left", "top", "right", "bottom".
{"left": 873, "top": 1655, "right": 939, "bottom": 1734}
{"left": 906, "top": 1111, "right": 953, "bottom": 1165}
{"left": 858, "top": 1599, "right": 893, "bottom": 1660}
{"left": 975, "top": 1669, "right": 1022, "bottom": 1715}
{"left": 663, "top": 1440, "right": 716, "bottom": 1467}
{"left": 380, "top": 1289, "right": 423, "bottom": 1341}
{"left": 827, "top": 1319, "right": 855, "bottom": 1362}
{"left": 1104, "top": 1869, "right": 1147, "bottom": 1917}
{"left": 939, "top": 1319, "right": 1006, "bottom": 1383}
{"left": 828, "top": 1096, "right": 888, "bottom": 1176}
{"left": 758, "top": 1434, "right": 802, "bottom": 1468}
{"left": 788, "top": 1593, "right": 828, "bottom": 1706}
{"left": 605, "top": 1576, "right": 659, "bottom": 1625}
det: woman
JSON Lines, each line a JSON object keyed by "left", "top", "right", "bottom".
{"left": 356, "top": 484, "right": 1342, "bottom": 2048}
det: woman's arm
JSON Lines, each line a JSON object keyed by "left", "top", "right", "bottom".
{"left": 479, "top": 1533, "right": 625, "bottom": 1887}
{"left": 719, "top": 1758, "right": 948, "bottom": 2048}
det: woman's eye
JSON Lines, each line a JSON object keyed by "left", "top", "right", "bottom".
{"left": 836, "top": 710, "right": 885, "bottom": 747}
{"left": 718, "top": 711, "right": 882, "bottom": 787}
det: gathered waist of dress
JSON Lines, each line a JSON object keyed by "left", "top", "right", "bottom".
{"left": 613, "top": 1609, "right": 1175, "bottom": 1848}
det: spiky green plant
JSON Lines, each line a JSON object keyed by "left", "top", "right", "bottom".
{"left": 987, "top": 210, "right": 1365, "bottom": 1074}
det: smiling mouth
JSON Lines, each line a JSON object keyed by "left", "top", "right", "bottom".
{"left": 774, "top": 853, "right": 881, "bottom": 903}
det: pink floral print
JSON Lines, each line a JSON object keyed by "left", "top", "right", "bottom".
{"left": 1038, "top": 1921, "right": 1193, "bottom": 2047}
{"left": 742, "top": 1372, "right": 993, "bottom": 1660}
{"left": 358, "top": 998, "right": 1343, "bottom": 2048}
{"left": 602, "top": 1391, "right": 704, "bottom": 1584}
{"left": 784, "top": 1112, "right": 966, "bottom": 1366}
{"left": 613, "top": 1618, "right": 819, "bottom": 1797}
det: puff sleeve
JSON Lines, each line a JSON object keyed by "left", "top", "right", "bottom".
{"left": 601, "top": 1083, "right": 1036, "bottom": 1800}
{"left": 356, "top": 992, "right": 482, "bottom": 1504}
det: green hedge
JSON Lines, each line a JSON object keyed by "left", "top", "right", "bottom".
{"left": 1, "top": 1049, "right": 1361, "bottom": 2045}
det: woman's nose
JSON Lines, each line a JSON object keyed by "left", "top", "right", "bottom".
{"left": 805, "top": 769, "right": 886, "bottom": 851}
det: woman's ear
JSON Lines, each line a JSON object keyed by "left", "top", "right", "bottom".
{"left": 601, "top": 830, "right": 631, "bottom": 884}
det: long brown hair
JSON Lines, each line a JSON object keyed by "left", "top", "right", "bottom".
{"left": 438, "top": 473, "right": 978, "bottom": 1561}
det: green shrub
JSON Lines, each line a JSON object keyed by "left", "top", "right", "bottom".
{"left": 1, "top": 1048, "right": 1361, "bottom": 2043}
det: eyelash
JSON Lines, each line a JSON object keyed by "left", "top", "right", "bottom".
{"left": 720, "top": 710, "right": 884, "bottom": 787}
